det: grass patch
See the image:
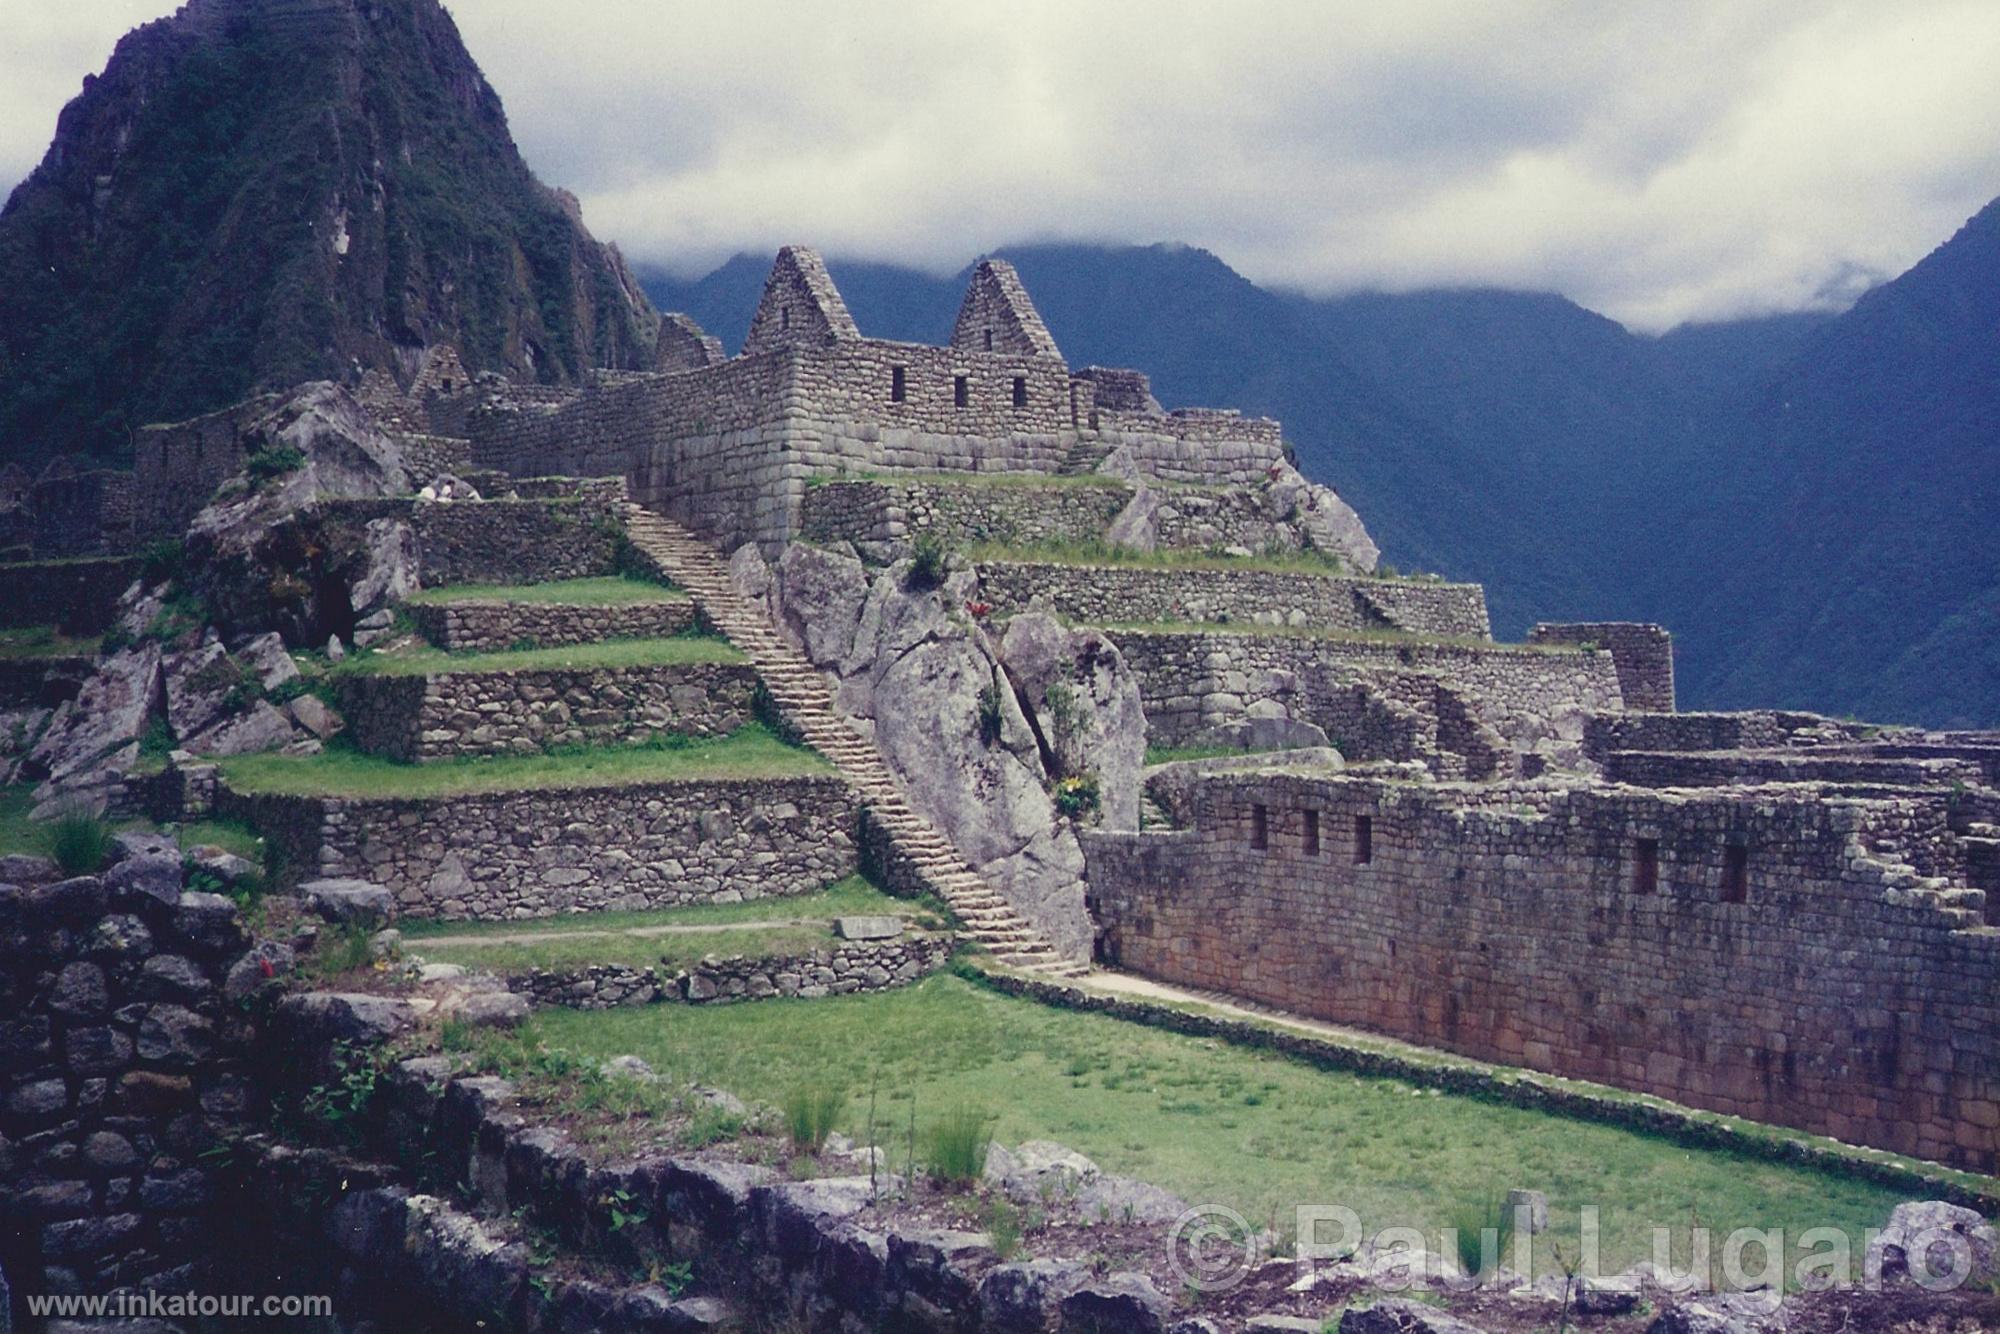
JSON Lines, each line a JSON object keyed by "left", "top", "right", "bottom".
{"left": 0, "top": 626, "right": 102, "bottom": 659}
{"left": 784, "top": 1084, "right": 849, "bottom": 1155}
{"left": 1145, "top": 743, "right": 1307, "bottom": 766}
{"left": 967, "top": 539, "right": 1355, "bottom": 578}
{"left": 415, "top": 924, "right": 839, "bottom": 974}
{"left": 49, "top": 806, "right": 114, "bottom": 875}
{"left": 527, "top": 974, "right": 1918, "bottom": 1277}
{"left": 809, "top": 469, "right": 1135, "bottom": 491}
{"left": 176, "top": 817, "right": 265, "bottom": 863}
{"left": 216, "top": 724, "right": 830, "bottom": 799}
{"left": 405, "top": 576, "right": 688, "bottom": 607}
{"left": 398, "top": 877, "right": 907, "bottom": 941}
{"left": 1097, "top": 621, "right": 1569, "bottom": 653}
{"left": 341, "top": 636, "right": 743, "bottom": 677}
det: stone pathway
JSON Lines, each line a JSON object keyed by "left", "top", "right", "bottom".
{"left": 620, "top": 505, "right": 1089, "bottom": 977}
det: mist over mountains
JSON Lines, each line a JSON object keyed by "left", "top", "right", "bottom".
{"left": 644, "top": 202, "right": 1998, "bottom": 727}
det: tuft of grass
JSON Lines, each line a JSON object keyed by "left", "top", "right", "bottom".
{"left": 923, "top": 1104, "right": 995, "bottom": 1186}
{"left": 1447, "top": 1195, "right": 1518, "bottom": 1279}
{"left": 783, "top": 1083, "right": 848, "bottom": 1155}
{"left": 50, "top": 806, "right": 114, "bottom": 874}
{"left": 339, "top": 635, "right": 743, "bottom": 677}
{"left": 405, "top": 576, "right": 688, "bottom": 607}
{"left": 216, "top": 724, "right": 830, "bottom": 799}
{"left": 905, "top": 533, "right": 950, "bottom": 591}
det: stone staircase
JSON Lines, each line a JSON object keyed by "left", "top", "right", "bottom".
{"left": 1057, "top": 437, "right": 1116, "bottom": 476}
{"left": 620, "top": 505, "right": 1088, "bottom": 977}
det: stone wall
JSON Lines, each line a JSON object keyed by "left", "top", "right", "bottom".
{"left": 0, "top": 557, "right": 138, "bottom": 633}
{"left": 29, "top": 469, "right": 135, "bottom": 556}
{"left": 800, "top": 480, "right": 1129, "bottom": 552}
{"left": 223, "top": 777, "right": 858, "bottom": 919}
{"left": 1603, "top": 749, "right": 1987, "bottom": 790}
{"left": 132, "top": 395, "right": 279, "bottom": 541}
{"left": 1106, "top": 628, "right": 1622, "bottom": 763}
{"left": 973, "top": 561, "right": 1491, "bottom": 638}
{"left": 1531, "top": 621, "right": 1675, "bottom": 711}
{"left": 317, "top": 480, "right": 623, "bottom": 588}
{"left": 507, "top": 933, "right": 953, "bottom": 1009}
{"left": 1083, "top": 770, "right": 1999, "bottom": 1171}
{"left": 408, "top": 597, "right": 698, "bottom": 652}
{"left": 0, "top": 857, "right": 252, "bottom": 1303}
{"left": 334, "top": 662, "right": 758, "bottom": 761}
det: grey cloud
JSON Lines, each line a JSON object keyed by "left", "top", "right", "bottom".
{"left": 4, "top": 0, "right": 1997, "bottom": 331}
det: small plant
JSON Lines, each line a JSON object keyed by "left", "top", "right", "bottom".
{"left": 136, "top": 537, "right": 186, "bottom": 586}
{"left": 1043, "top": 681, "right": 1082, "bottom": 741}
{"left": 782, "top": 1083, "right": 847, "bottom": 1155}
{"left": 648, "top": 1259, "right": 694, "bottom": 1298}
{"left": 604, "top": 1187, "right": 649, "bottom": 1233}
{"left": 1053, "top": 773, "right": 1100, "bottom": 818}
{"left": 905, "top": 533, "right": 950, "bottom": 590}
{"left": 138, "top": 715, "right": 175, "bottom": 764}
{"left": 980, "top": 1195, "right": 1024, "bottom": 1260}
{"left": 976, "top": 681, "right": 1006, "bottom": 746}
{"left": 1447, "top": 1196, "right": 1516, "bottom": 1281}
{"left": 245, "top": 444, "right": 307, "bottom": 487}
{"left": 301, "top": 1042, "right": 381, "bottom": 1144}
{"left": 50, "top": 806, "right": 114, "bottom": 874}
{"left": 921, "top": 1104, "right": 993, "bottom": 1186}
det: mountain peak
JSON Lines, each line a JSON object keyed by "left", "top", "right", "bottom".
{"left": 0, "top": 0, "right": 657, "bottom": 464}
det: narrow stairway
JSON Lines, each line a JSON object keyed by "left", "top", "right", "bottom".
{"left": 620, "top": 504, "right": 1089, "bottom": 978}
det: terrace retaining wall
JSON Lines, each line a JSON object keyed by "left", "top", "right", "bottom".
{"left": 221, "top": 777, "right": 858, "bottom": 919}
{"left": 505, "top": 933, "right": 953, "bottom": 1009}
{"left": 333, "top": 661, "right": 756, "bottom": 761}
{"left": 408, "top": 598, "right": 698, "bottom": 653}
{"left": 1083, "top": 771, "right": 2000, "bottom": 1172}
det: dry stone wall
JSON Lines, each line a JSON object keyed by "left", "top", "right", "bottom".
{"left": 1107, "top": 628, "right": 1622, "bottom": 763}
{"left": 334, "top": 662, "right": 758, "bottom": 761}
{"left": 973, "top": 561, "right": 1491, "bottom": 638}
{"left": 0, "top": 558, "right": 137, "bottom": 633}
{"left": 0, "top": 856, "right": 253, "bottom": 1302}
{"left": 801, "top": 480, "right": 1128, "bottom": 551}
{"left": 318, "top": 481, "right": 623, "bottom": 588}
{"left": 1530, "top": 621, "right": 1675, "bottom": 711}
{"left": 507, "top": 934, "right": 953, "bottom": 1009}
{"left": 408, "top": 597, "right": 698, "bottom": 652}
{"left": 1083, "top": 770, "right": 2000, "bottom": 1171}
{"left": 223, "top": 777, "right": 858, "bottom": 919}
{"left": 1603, "top": 749, "right": 1987, "bottom": 790}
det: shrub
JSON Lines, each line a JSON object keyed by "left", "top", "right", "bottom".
{"left": 50, "top": 807, "right": 114, "bottom": 874}
{"left": 922, "top": 1104, "right": 993, "bottom": 1186}
{"left": 245, "top": 444, "right": 307, "bottom": 486}
{"left": 976, "top": 682, "right": 1006, "bottom": 746}
{"left": 1053, "top": 773, "right": 1100, "bottom": 818}
{"left": 137, "top": 537, "right": 186, "bottom": 586}
{"left": 905, "top": 533, "right": 950, "bottom": 591}
{"left": 782, "top": 1083, "right": 847, "bottom": 1155}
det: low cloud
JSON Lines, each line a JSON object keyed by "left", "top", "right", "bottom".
{"left": 7, "top": 0, "right": 1998, "bottom": 331}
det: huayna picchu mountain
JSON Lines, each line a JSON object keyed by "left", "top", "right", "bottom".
{"left": 0, "top": 0, "right": 658, "bottom": 465}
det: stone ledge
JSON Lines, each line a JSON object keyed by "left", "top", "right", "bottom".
{"left": 502, "top": 933, "right": 954, "bottom": 1009}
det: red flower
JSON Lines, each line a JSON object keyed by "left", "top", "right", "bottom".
{"left": 967, "top": 601, "right": 992, "bottom": 618}
{"left": 259, "top": 957, "right": 276, "bottom": 978}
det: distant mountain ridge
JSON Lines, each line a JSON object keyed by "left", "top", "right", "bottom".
{"left": 0, "top": 0, "right": 657, "bottom": 464}
{"left": 642, "top": 201, "right": 1997, "bottom": 726}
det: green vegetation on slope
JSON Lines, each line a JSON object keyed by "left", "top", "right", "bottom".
{"left": 216, "top": 725, "right": 828, "bottom": 798}
{"left": 530, "top": 974, "right": 1912, "bottom": 1276}
{"left": 340, "top": 635, "right": 742, "bottom": 677}
{"left": 405, "top": 576, "right": 687, "bottom": 607}
{"left": 0, "top": 627, "right": 103, "bottom": 659}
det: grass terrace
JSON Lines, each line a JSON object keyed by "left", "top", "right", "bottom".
{"left": 0, "top": 784, "right": 263, "bottom": 865}
{"left": 404, "top": 576, "right": 687, "bottom": 607}
{"left": 399, "top": 877, "right": 919, "bottom": 973}
{"left": 0, "top": 626, "right": 102, "bottom": 659}
{"left": 1096, "top": 620, "right": 1569, "bottom": 653}
{"left": 338, "top": 636, "right": 744, "bottom": 677}
{"left": 215, "top": 724, "right": 829, "bottom": 799}
{"left": 520, "top": 973, "right": 1931, "bottom": 1278}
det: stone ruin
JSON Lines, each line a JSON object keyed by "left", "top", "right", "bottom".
{"left": 0, "top": 246, "right": 1995, "bottom": 1326}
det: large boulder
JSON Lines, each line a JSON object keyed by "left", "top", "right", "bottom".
{"left": 1865, "top": 1200, "right": 1998, "bottom": 1287}
{"left": 349, "top": 517, "right": 419, "bottom": 620}
{"left": 1267, "top": 462, "right": 1379, "bottom": 573}
{"left": 770, "top": 549, "right": 1091, "bottom": 959}
{"left": 26, "top": 643, "right": 163, "bottom": 806}
{"left": 997, "top": 612, "right": 1147, "bottom": 831}
{"left": 1104, "top": 484, "right": 1161, "bottom": 553}
{"left": 184, "top": 700, "right": 297, "bottom": 758}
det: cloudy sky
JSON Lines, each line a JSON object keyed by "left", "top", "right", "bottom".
{"left": 5, "top": 0, "right": 1998, "bottom": 331}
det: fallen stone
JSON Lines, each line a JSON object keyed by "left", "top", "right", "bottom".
{"left": 104, "top": 853, "right": 182, "bottom": 906}
{"left": 350, "top": 517, "right": 419, "bottom": 616}
{"left": 302, "top": 878, "right": 395, "bottom": 926}
{"left": 0, "top": 853, "right": 58, "bottom": 883}
{"left": 1505, "top": 1188, "right": 1549, "bottom": 1234}
{"left": 1340, "top": 1298, "right": 1488, "bottom": 1334}
{"left": 185, "top": 699, "right": 296, "bottom": 757}
{"left": 1058, "top": 1272, "right": 1171, "bottom": 1333}
{"left": 834, "top": 914, "right": 904, "bottom": 941}
{"left": 287, "top": 693, "right": 344, "bottom": 740}
{"left": 1865, "top": 1200, "right": 1998, "bottom": 1286}
{"left": 1645, "top": 1291, "right": 1787, "bottom": 1334}
{"left": 25, "top": 643, "right": 161, "bottom": 786}
{"left": 277, "top": 991, "right": 419, "bottom": 1045}
{"left": 235, "top": 631, "right": 301, "bottom": 692}
{"left": 456, "top": 990, "right": 530, "bottom": 1029}
{"left": 187, "top": 846, "right": 259, "bottom": 888}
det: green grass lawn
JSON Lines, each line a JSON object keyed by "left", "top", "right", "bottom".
{"left": 528, "top": 974, "right": 1919, "bottom": 1277}
{"left": 402, "top": 877, "right": 917, "bottom": 972}
{"left": 341, "top": 636, "right": 744, "bottom": 677}
{"left": 0, "top": 626, "right": 102, "bottom": 659}
{"left": 216, "top": 725, "right": 830, "bottom": 798}
{"left": 406, "top": 576, "right": 687, "bottom": 607}
{"left": 399, "top": 876, "right": 906, "bottom": 941}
